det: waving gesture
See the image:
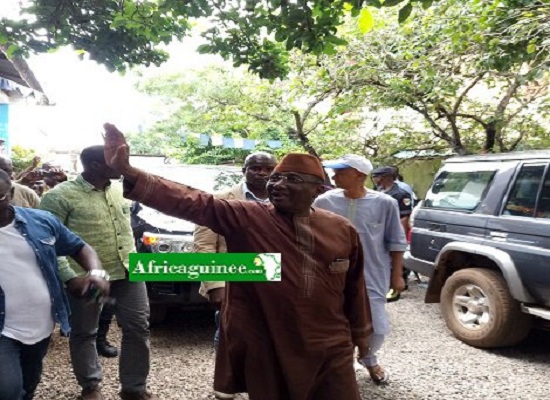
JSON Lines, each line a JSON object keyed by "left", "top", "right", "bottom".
{"left": 103, "top": 123, "right": 132, "bottom": 176}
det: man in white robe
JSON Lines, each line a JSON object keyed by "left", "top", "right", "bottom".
{"left": 314, "top": 154, "right": 406, "bottom": 384}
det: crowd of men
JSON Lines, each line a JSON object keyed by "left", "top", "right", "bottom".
{"left": 0, "top": 123, "right": 416, "bottom": 400}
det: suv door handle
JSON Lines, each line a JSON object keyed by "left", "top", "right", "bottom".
{"left": 427, "top": 223, "right": 446, "bottom": 232}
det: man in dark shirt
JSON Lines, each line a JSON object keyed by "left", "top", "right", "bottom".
{"left": 371, "top": 166, "right": 413, "bottom": 299}
{"left": 371, "top": 166, "right": 413, "bottom": 233}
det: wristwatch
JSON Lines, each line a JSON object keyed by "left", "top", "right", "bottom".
{"left": 88, "top": 269, "right": 110, "bottom": 281}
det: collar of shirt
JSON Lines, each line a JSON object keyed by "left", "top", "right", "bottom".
{"left": 12, "top": 206, "right": 26, "bottom": 226}
{"left": 75, "top": 174, "right": 112, "bottom": 193}
{"left": 243, "top": 182, "right": 270, "bottom": 203}
{"left": 381, "top": 183, "right": 399, "bottom": 194}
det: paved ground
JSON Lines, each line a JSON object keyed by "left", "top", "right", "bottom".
{"left": 35, "top": 281, "right": 550, "bottom": 399}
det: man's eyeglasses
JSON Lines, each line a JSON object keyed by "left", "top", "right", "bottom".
{"left": 268, "top": 173, "right": 322, "bottom": 184}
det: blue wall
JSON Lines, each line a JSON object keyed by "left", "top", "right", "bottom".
{"left": 0, "top": 103, "right": 9, "bottom": 155}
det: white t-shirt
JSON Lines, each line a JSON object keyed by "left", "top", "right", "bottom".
{"left": 0, "top": 220, "right": 55, "bottom": 344}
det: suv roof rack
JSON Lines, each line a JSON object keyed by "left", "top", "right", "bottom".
{"left": 447, "top": 150, "right": 550, "bottom": 163}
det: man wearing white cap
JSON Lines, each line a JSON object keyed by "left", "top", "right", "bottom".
{"left": 314, "top": 154, "right": 407, "bottom": 384}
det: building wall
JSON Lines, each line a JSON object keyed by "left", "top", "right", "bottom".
{"left": 0, "top": 95, "right": 9, "bottom": 155}
{"left": 398, "top": 158, "right": 444, "bottom": 199}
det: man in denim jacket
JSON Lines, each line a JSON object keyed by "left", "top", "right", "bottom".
{"left": 0, "top": 170, "right": 109, "bottom": 400}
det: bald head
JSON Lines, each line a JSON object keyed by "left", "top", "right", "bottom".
{"left": 80, "top": 145, "right": 106, "bottom": 169}
{"left": 80, "top": 145, "right": 120, "bottom": 180}
{"left": 41, "top": 162, "right": 59, "bottom": 171}
{"left": 0, "top": 156, "right": 13, "bottom": 178}
{"left": 243, "top": 152, "right": 277, "bottom": 192}
{"left": 0, "top": 169, "right": 13, "bottom": 210}
{"left": 0, "top": 169, "right": 11, "bottom": 187}
{"left": 243, "top": 152, "right": 277, "bottom": 169}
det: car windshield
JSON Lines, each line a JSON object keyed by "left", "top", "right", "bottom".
{"left": 146, "top": 164, "right": 241, "bottom": 191}
{"left": 131, "top": 158, "right": 241, "bottom": 232}
{"left": 424, "top": 170, "right": 496, "bottom": 211}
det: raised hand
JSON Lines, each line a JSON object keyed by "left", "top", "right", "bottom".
{"left": 19, "top": 168, "right": 43, "bottom": 185}
{"left": 103, "top": 123, "right": 131, "bottom": 175}
{"left": 44, "top": 167, "right": 67, "bottom": 182}
{"left": 31, "top": 155, "right": 41, "bottom": 168}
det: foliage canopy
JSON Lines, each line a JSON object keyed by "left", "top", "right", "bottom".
{"left": 3, "top": 0, "right": 444, "bottom": 79}
{"left": 130, "top": 1, "right": 549, "bottom": 164}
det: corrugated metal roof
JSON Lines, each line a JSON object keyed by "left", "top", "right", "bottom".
{"left": 0, "top": 51, "right": 49, "bottom": 104}
{"left": 0, "top": 54, "right": 30, "bottom": 87}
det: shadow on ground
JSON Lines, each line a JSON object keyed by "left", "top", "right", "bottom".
{"left": 486, "top": 329, "right": 550, "bottom": 365}
{"left": 150, "top": 308, "right": 216, "bottom": 345}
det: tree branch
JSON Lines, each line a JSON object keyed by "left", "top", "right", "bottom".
{"left": 290, "top": 111, "right": 320, "bottom": 158}
{"left": 292, "top": 110, "right": 304, "bottom": 135}
{"left": 490, "top": 75, "right": 523, "bottom": 152}
{"left": 404, "top": 102, "right": 450, "bottom": 141}
{"left": 304, "top": 114, "right": 331, "bottom": 136}
{"left": 301, "top": 86, "right": 342, "bottom": 123}
{"left": 452, "top": 72, "right": 486, "bottom": 114}
{"left": 496, "top": 75, "right": 522, "bottom": 118}
{"left": 505, "top": 82, "right": 548, "bottom": 125}
{"left": 508, "top": 129, "right": 527, "bottom": 152}
{"left": 452, "top": 113, "right": 489, "bottom": 128}
{"left": 437, "top": 104, "right": 464, "bottom": 150}
{"left": 207, "top": 95, "right": 273, "bottom": 122}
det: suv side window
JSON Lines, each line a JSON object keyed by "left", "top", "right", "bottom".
{"left": 536, "top": 168, "right": 550, "bottom": 219}
{"left": 424, "top": 170, "right": 495, "bottom": 211}
{"left": 503, "top": 164, "right": 547, "bottom": 218}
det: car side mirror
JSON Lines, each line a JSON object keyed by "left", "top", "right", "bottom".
{"left": 432, "top": 180, "right": 444, "bottom": 194}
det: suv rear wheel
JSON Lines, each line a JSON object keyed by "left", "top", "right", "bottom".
{"left": 149, "top": 304, "right": 168, "bottom": 325}
{"left": 441, "top": 268, "right": 532, "bottom": 348}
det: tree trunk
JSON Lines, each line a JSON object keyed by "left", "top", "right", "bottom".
{"left": 291, "top": 111, "right": 321, "bottom": 159}
{"left": 448, "top": 125, "right": 468, "bottom": 155}
{"left": 483, "top": 121, "right": 497, "bottom": 153}
{"left": 287, "top": 127, "right": 321, "bottom": 159}
{"left": 453, "top": 143, "right": 468, "bottom": 156}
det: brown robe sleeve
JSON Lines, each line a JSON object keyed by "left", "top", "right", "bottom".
{"left": 122, "top": 169, "right": 248, "bottom": 238}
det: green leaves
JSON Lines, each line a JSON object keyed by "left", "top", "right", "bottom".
{"left": 526, "top": 43, "right": 536, "bottom": 54}
{"left": 275, "top": 31, "right": 287, "bottom": 43}
{"left": 323, "top": 0, "right": 549, "bottom": 156}
{"left": 381, "top": 0, "right": 415, "bottom": 24}
{"left": 366, "top": 0, "right": 383, "bottom": 7}
{"left": 382, "top": 0, "right": 406, "bottom": 7}
{"left": 11, "top": 145, "right": 38, "bottom": 175}
{"left": 398, "top": 3, "right": 413, "bottom": 23}
{"left": 421, "top": 0, "right": 434, "bottom": 10}
{"left": 196, "top": 44, "right": 214, "bottom": 54}
{"left": 358, "top": 8, "right": 375, "bottom": 33}
{"left": 1, "top": 0, "right": 546, "bottom": 82}
{"left": 5, "top": 44, "right": 19, "bottom": 58}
